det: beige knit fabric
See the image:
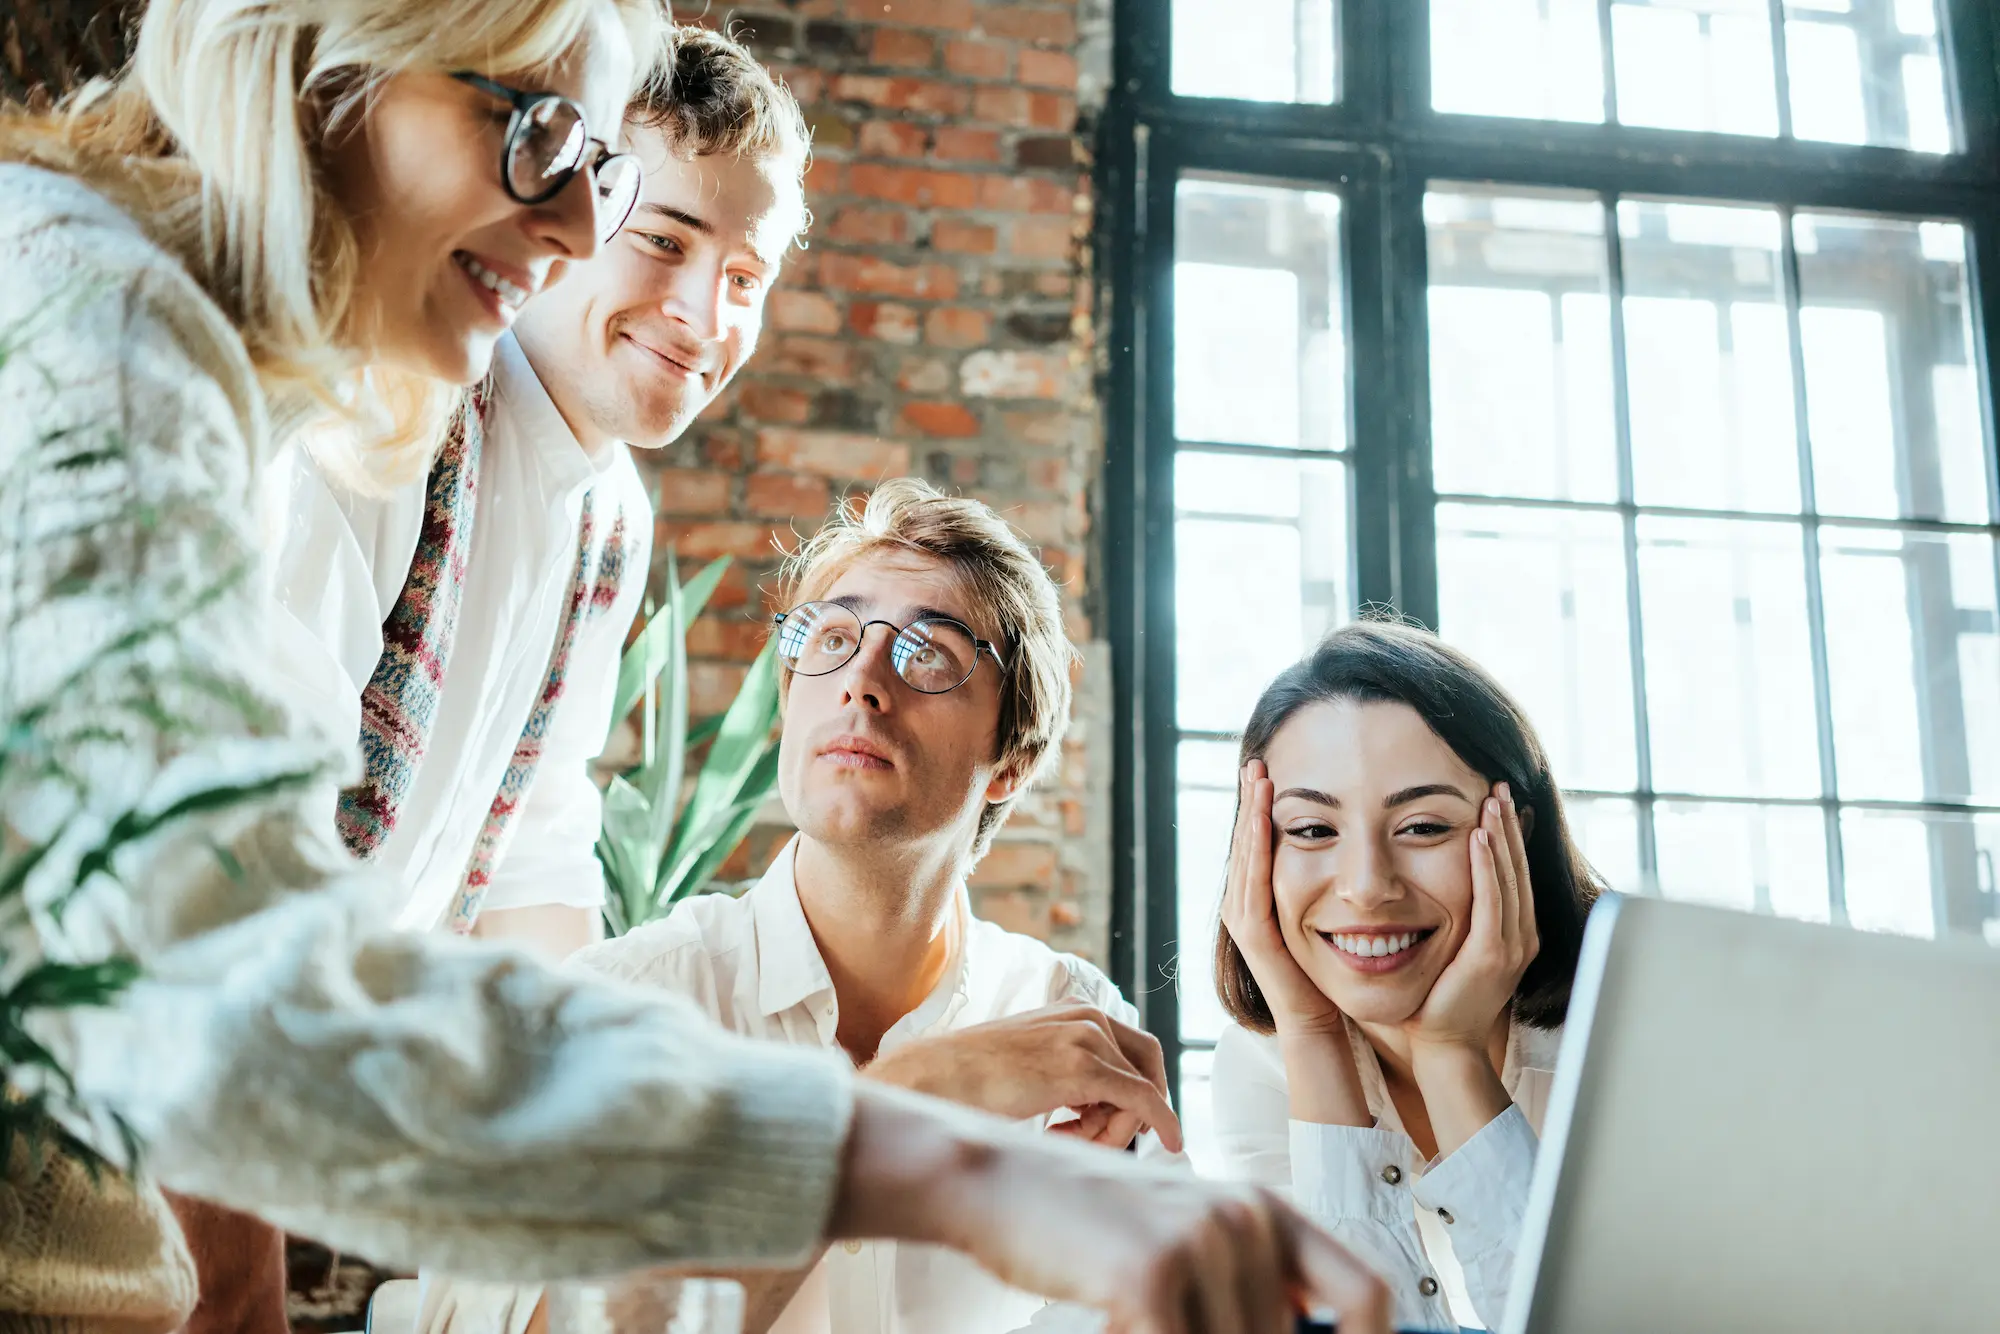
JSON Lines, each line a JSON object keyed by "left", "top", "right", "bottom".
{"left": 0, "top": 1134, "right": 196, "bottom": 1334}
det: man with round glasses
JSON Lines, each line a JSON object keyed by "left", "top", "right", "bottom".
{"left": 429, "top": 477, "right": 1195, "bottom": 1334}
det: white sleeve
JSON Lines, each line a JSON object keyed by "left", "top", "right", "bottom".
{"left": 2, "top": 201, "right": 852, "bottom": 1283}
{"left": 478, "top": 470, "right": 654, "bottom": 915}
{"left": 1209, "top": 1027, "right": 1457, "bottom": 1330}
{"left": 1408, "top": 1104, "right": 1538, "bottom": 1330}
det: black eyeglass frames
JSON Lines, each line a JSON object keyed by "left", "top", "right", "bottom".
{"left": 452, "top": 72, "right": 643, "bottom": 243}
{"left": 772, "top": 602, "right": 1009, "bottom": 696}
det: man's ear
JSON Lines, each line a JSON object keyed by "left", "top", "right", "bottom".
{"left": 984, "top": 757, "right": 1026, "bottom": 805}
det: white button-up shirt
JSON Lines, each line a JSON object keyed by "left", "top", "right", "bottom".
{"left": 1211, "top": 1019, "right": 1562, "bottom": 1332}
{"left": 573, "top": 837, "right": 1154, "bottom": 1334}
{"left": 260, "top": 333, "right": 651, "bottom": 929}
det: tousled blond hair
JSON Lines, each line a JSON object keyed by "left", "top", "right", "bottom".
{"left": 0, "top": 0, "right": 667, "bottom": 488}
{"left": 776, "top": 479, "right": 1077, "bottom": 861}
{"left": 629, "top": 23, "right": 812, "bottom": 242}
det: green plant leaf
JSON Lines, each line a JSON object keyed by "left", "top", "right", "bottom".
{"left": 660, "top": 638, "right": 781, "bottom": 884}
{"left": 658, "top": 742, "right": 781, "bottom": 903}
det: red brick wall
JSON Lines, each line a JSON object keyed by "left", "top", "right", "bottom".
{"left": 650, "top": 2, "right": 1111, "bottom": 958}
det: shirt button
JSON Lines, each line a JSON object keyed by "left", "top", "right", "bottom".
{"left": 843, "top": 1239, "right": 863, "bottom": 1254}
{"left": 1379, "top": 1164, "right": 1403, "bottom": 1185}
{"left": 1418, "top": 1277, "right": 1440, "bottom": 1298}
{"left": 1437, "top": 1208, "right": 1455, "bottom": 1224}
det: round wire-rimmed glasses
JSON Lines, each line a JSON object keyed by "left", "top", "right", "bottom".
{"left": 772, "top": 601, "right": 1009, "bottom": 695}
{"left": 452, "top": 72, "right": 643, "bottom": 243}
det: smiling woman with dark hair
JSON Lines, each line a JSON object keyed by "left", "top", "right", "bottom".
{"left": 1211, "top": 617, "right": 1604, "bottom": 1332}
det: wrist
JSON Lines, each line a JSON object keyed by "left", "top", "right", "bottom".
{"left": 1406, "top": 1037, "right": 1491, "bottom": 1083}
{"left": 828, "top": 1083, "right": 1000, "bottom": 1250}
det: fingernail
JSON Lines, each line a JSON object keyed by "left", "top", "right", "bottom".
{"left": 1497, "top": 782, "right": 1512, "bottom": 802}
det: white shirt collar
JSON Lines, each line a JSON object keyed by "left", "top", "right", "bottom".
{"left": 746, "top": 836, "right": 975, "bottom": 1040}
{"left": 489, "top": 332, "right": 622, "bottom": 495}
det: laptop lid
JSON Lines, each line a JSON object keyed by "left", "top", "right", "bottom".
{"left": 1507, "top": 893, "right": 2000, "bottom": 1333}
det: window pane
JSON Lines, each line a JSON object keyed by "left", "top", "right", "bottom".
{"left": 1175, "top": 179, "right": 1345, "bottom": 452}
{"left": 1427, "top": 188, "right": 1618, "bottom": 502}
{"left": 1794, "top": 213, "right": 1989, "bottom": 524}
{"left": 1612, "top": 0, "right": 1779, "bottom": 138}
{"left": 1436, "top": 504, "right": 1637, "bottom": 791}
{"left": 1173, "top": 0, "right": 1337, "bottom": 104}
{"left": 1820, "top": 528, "right": 2000, "bottom": 805}
{"left": 1565, "top": 794, "right": 1644, "bottom": 895}
{"left": 1179, "top": 1049, "right": 1223, "bottom": 1176}
{"left": 1655, "top": 800, "right": 1830, "bottom": 920}
{"left": 1174, "top": 459, "right": 1349, "bottom": 734}
{"left": 1618, "top": 200, "right": 1799, "bottom": 512}
{"left": 1638, "top": 517, "right": 1823, "bottom": 798}
{"left": 1431, "top": 0, "right": 1605, "bottom": 122}
{"left": 1784, "top": 2, "right": 1954, "bottom": 151}
{"left": 1841, "top": 808, "right": 2000, "bottom": 939}
{"left": 1176, "top": 780, "right": 1234, "bottom": 1044}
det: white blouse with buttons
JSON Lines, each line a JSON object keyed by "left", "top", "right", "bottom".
{"left": 1209, "top": 1019, "right": 1563, "bottom": 1332}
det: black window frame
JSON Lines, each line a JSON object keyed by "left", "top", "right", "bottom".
{"left": 1097, "top": 0, "right": 2000, "bottom": 1086}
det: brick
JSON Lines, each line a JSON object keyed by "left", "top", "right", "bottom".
{"left": 1006, "top": 310, "right": 1072, "bottom": 344}
{"left": 849, "top": 300, "right": 921, "bottom": 344}
{"left": 1010, "top": 216, "right": 1073, "bottom": 260}
{"left": 770, "top": 289, "right": 843, "bottom": 335}
{"left": 830, "top": 74, "right": 969, "bottom": 117}
{"left": 687, "top": 614, "right": 772, "bottom": 662}
{"left": 652, "top": 467, "right": 732, "bottom": 516}
{"left": 1029, "top": 92, "right": 1077, "bottom": 133}
{"left": 943, "top": 38, "right": 1011, "bottom": 80}
{"left": 931, "top": 126, "right": 1003, "bottom": 162}
{"left": 697, "top": 426, "right": 750, "bottom": 469}
{"left": 901, "top": 400, "right": 982, "bottom": 437}
{"left": 961, "top": 348, "right": 1067, "bottom": 399}
{"left": 970, "top": 840, "right": 1060, "bottom": 886}
{"left": 1006, "top": 498, "right": 1070, "bottom": 544}
{"left": 931, "top": 217, "right": 998, "bottom": 254}
{"left": 858, "top": 119, "right": 930, "bottom": 159}
{"left": 663, "top": 520, "right": 780, "bottom": 561}
{"left": 972, "top": 886, "right": 1052, "bottom": 937}
{"left": 971, "top": 86, "right": 1032, "bottom": 128}
{"left": 976, "top": 6, "right": 1076, "bottom": 45}
{"left": 768, "top": 336, "right": 864, "bottom": 384}
{"left": 1002, "top": 408, "right": 1071, "bottom": 448}
{"left": 896, "top": 355, "right": 954, "bottom": 394}
{"left": 824, "top": 205, "right": 910, "bottom": 245}
{"left": 706, "top": 559, "right": 755, "bottom": 610}
{"left": 924, "top": 305, "right": 990, "bottom": 347}
{"left": 842, "top": 0, "right": 976, "bottom": 28}
{"left": 813, "top": 387, "right": 881, "bottom": 431}
{"left": 780, "top": 68, "right": 826, "bottom": 105}
{"left": 803, "top": 158, "right": 844, "bottom": 198}
{"left": 690, "top": 660, "right": 753, "bottom": 721}
{"left": 870, "top": 26, "right": 937, "bottom": 67}
{"left": 740, "top": 384, "right": 814, "bottom": 424}
{"left": 978, "top": 175, "right": 1078, "bottom": 214}
{"left": 1017, "top": 49, "right": 1078, "bottom": 89}
{"left": 820, "top": 251, "right": 960, "bottom": 300}
{"left": 756, "top": 428, "right": 913, "bottom": 478}
{"left": 1015, "top": 135, "right": 1080, "bottom": 170}
{"left": 806, "top": 19, "right": 868, "bottom": 60}
{"left": 747, "top": 471, "right": 833, "bottom": 519}
{"left": 847, "top": 162, "right": 981, "bottom": 210}
{"left": 805, "top": 109, "right": 858, "bottom": 152}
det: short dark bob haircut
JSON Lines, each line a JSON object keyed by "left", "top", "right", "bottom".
{"left": 1214, "top": 617, "right": 1604, "bottom": 1034}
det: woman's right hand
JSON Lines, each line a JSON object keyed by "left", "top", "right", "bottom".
{"left": 1221, "top": 761, "right": 1344, "bottom": 1037}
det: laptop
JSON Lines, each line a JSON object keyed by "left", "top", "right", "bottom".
{"left": 1504, "top": 892, "right": 2000, "bottom": 1333}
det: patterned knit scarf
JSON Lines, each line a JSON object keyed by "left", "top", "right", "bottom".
{"left": 336, "top": 393, "right": 486, "bottom": 858}
{"left": 444, "top": 501, "right": 636, "bottom": 933}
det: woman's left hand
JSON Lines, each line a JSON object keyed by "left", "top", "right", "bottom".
{"left": 1403, "top": 782, "right": 1539, "bottom": 1056}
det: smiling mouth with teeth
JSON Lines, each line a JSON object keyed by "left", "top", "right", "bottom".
{"left": 1322, "top": 929, "right": 1435, "bottom": 959}
{"left": 455, "top": 252, "right": 530, "bottom": 311}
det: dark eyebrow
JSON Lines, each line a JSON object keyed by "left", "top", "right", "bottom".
{"left": 1384, "top": 783, "right": 1473, "bottom": 809}
{"left": 634, "top": 202, "right": 713, "bottom": 233}
{"left": 1272, "top": 783, "right": 1475, "bottom": 810}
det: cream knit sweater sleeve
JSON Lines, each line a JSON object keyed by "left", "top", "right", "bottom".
{"left": 0, "top": 164, "right": 853, "bottom": 1283}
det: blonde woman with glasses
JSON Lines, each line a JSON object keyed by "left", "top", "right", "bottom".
{"left": 0, "top": 2, "right": 1394, "bottom": 1332}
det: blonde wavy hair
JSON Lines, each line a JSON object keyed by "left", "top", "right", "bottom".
{"left": 776, "top": 480, "right": 1078, "bottom": 862}
{"left": 0, "top": 0, "right": 668, "bottom": 488}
